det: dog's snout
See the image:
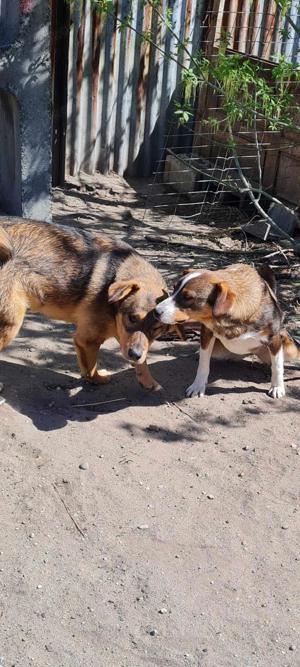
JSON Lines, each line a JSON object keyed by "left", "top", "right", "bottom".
{"left": 128, "top": 346, "right": 143, "bottom": 362}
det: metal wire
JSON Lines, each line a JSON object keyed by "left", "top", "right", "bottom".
{"left": 141, "top": 0, "right": 300, "bottom": 237}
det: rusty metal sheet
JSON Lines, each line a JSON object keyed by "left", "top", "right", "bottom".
{"left": 63, "top": 0, "right": 205, "bottom": 177}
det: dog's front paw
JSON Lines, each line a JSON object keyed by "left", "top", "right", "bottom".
{"left": 268, "top": 384, "right": 285, "bottom": 399}
{"left": 139, "top": 378, "right": 162, "bottom": 392}
{"left": 186, "top": 379, "right": 206, "bottom": 398}
{"left": 135, "top": 363, "right": 162, "bottom": 392}
{"left": 84, "top": 370, "right": 112, "bottom": 385}
{"left": 149, "top": 381, "right": 162, "bottom": 392}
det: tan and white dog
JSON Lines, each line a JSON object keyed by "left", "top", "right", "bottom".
{"left": 155, "top": 263, "right": 299, "bottom": 399}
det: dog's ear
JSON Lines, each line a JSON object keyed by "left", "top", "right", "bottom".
{"left": 212, "top": 281, "right": 236, "bottom": 316}
{"left": 108, "top": 280, "right": 140, "bottom": 303}
{"left": 156, "top": 288, "right": 169, "bottom": 304}
{"left": 257, "top": 264, "right": 277, "bottom": 294}
{"left": 182, "top": 268, "right": 197, "bottom": 276}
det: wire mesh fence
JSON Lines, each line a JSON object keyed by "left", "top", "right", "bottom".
{"left": 141, "top": 0, "right": 300, "bottom": 243}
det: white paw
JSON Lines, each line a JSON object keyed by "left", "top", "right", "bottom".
{"left": 268, "top": 385, "right": 286, "bottom": 399}
{"left": 186, "top": 380, "right": 206, "bottom": 398}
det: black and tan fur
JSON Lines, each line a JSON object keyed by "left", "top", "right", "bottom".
{"left": 155, "top": 263, "right": 299, "bottom": 398}
{"left": 0, "top": 217, "right": 168, "bottom": 393}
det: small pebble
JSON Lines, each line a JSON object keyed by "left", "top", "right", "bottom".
{"left": 37, "top": 585, "right": 42, "bottom": 590}
{"left": 137, "top": 524, "right": 149, "bottom": 530}
{"left": 62, "top": 479, "right": 69, "bottom": 484}
{"left": 158, "top": 608, "right": 168, "bottom": 614}
{"left": 291, "top": 444, "right": 298, "bottom": 450}
{"left": 149, "top": 629, "right": 158, "bottom": 636}
{"left": 281, "top": 525, "right": 289, "bottom": 530}
{"left": 29, "top": 533, "right": 35, "bottom": 539}
{"left": 242, "top": 445, "right": 249, "bottom": 451}
{"left": 79, "top": 463, "right": 89, "bottom": 470}
{"left": 207, "top": 494, "right": 214, "bottom": 500}
{"left": 238, "top": 472, "right": 244, "bottom": 478}
{"left": 289, "top": 645, "right": 296, "bottom": 651}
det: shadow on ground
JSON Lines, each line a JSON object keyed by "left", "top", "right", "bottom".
{"left": 1, "top": 347, "right": 299, "bottom": 433}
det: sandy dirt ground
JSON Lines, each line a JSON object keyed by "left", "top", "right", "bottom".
{"left": 0, "top": 173, "right": 299, "bottom": 667}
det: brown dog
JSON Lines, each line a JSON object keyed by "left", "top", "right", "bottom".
{"left": 155, "top": 263, "right": 299, "bottom": 398}
{"left": 0, "top": 218, "right": 168, "bottom": 393}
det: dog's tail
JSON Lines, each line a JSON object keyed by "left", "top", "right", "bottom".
{"left": 0, "top": 226, "right": 13, "bottom": 264}
{"left": 281, "top": 331, "right": 300, "bottom": 362}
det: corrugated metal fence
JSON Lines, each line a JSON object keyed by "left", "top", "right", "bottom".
{"left": 63, "top": 0, "right": 205, "bottom": 178}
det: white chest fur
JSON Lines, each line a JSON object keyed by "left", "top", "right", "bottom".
{"left": 217, "top": 331, "right": 267, "bottom": 356}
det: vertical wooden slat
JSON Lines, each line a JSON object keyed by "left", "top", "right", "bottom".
{"left": 250, "top": 0, "right": 265, "bottom": 56}
{"left": 238, "top": 0, "right": 251, "bottom": 52}
{"left": 227, "top": 0, "right": 238, "bottom": 49}
{"left": 261, "top": 0, "right": 277, "bottom": 60}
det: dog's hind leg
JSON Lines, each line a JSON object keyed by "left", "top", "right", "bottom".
{"left": 73, "top": 332, "right": 111, "bottom": 384}
{"left": 0, "top": 300, "right": 27, "bottom": 351}
{"left": 0, "top": 300, "right": 27, "bottom": 403}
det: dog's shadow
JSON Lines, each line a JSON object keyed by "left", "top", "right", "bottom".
{"left": 1, "top": 347, "right": 299, "bottom": 432}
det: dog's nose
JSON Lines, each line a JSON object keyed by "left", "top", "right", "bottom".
{"left": 128, "top": 346, "right": 143, "bottom": 362}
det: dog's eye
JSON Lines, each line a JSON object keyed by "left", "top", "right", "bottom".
{"left": 126, "top": 313, "right": 140, "bottom": 326}
{"left": 180, "top": 290, "right": 196, "bottom": 306}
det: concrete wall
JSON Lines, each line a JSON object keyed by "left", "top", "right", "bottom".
{"left": 0, "top": 0, "right": 20, "bottom": 47}
{"left": 0, "top": 0, "right": 52, "bottom": 221}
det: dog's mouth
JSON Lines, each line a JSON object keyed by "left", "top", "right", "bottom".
{"left": 152, "top": 309, "right": 161, "bottom": 322}
{"left": 121, "top": 330, "right": 149, "bottom": 366}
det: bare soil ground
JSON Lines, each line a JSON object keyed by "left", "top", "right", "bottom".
{"left": 0, "top": 173, "right": 299, "bottom": 667}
